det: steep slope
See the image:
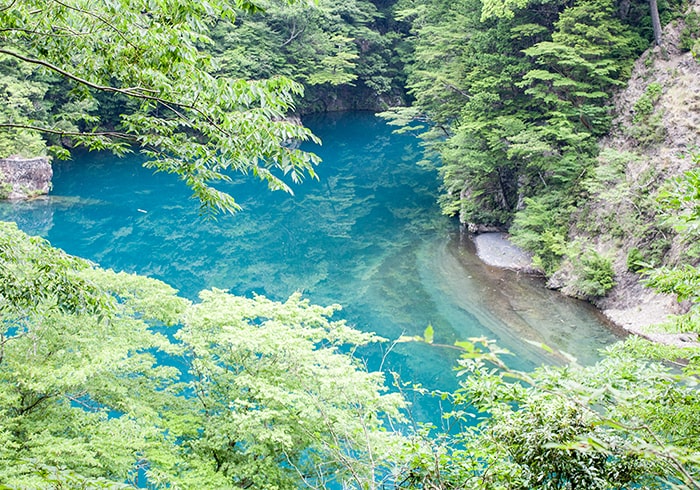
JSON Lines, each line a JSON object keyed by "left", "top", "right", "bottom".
{"left": 553, "top": 6, "right": 700, "bottom": 346}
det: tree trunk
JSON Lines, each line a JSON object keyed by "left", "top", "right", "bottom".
{"left": 649, "top": 0, "right": 663, "bottom": 46}
{"left": 618, "top": 0, "right": 631, "bottom": 19}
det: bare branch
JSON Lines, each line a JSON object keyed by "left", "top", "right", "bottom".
{"left": 443, "top": 82, "right": 470, "bottom": 99}
{"left": 280, "top": 21, "right": 306, "bottom": 47}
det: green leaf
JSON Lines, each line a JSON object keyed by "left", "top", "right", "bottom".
{"left": 423, "top": 324, "right": 434, "bottom": 344}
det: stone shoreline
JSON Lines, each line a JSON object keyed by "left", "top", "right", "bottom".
{"left": 471, "top": 232, "right": 700, "bottom": 348}
{"left": 472, "top": 232, "right": 541, "bottom": 274}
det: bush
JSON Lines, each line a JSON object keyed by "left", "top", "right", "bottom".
{"left": 680, "top": 12, "right": 700, "bottom": 53}
{"left": 632, "top": 82, "right": 662, "bottom": 124}
{"left": 575, "top": 251, "right": 616, "bottom": 298}
{"left": 627, "top": 247, "right": 646, "bottom": 272}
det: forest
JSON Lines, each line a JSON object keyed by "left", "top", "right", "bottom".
{"left": 1, "top": 0, "right": 699, "bottom": 488}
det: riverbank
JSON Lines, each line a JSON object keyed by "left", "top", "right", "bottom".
{"left": 471, "top": 232, "right": 700, "bottom": 348}
{"left": 472, "top": 232, "right": 542, "bottom": 274}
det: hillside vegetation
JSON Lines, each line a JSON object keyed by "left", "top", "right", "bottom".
{"left": 388, "top": 0, "right": 700, "bottom": 346}
{"left": 556, "top": 7, "right": 700, "bottom": 344}
{"left": 1, "top": 0, "right": 700, "bottom": 487}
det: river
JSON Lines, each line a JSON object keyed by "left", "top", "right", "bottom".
{"left": 0, "top": 111, "right": 621, "bottom": 424}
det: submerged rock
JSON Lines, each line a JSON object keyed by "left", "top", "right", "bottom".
{"left": 0, "top": 156, "right": 52, "bottom": 199}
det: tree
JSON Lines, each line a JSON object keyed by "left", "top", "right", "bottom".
{"left": 650, "top": 0, "right": 663, "bottom": 46}
{"left": 164, "top": 290, "right": 406, "bottom": 488}
{"left": 0, "top": 222, "right": 407, "bottom": 488}
{"left": 210, "top": 0, "right": 406, "bottom": 113}
{"left": 0, "top": 222, "right": 186, "bottom": 486}
{"left": 0, "top": 56, "right": 51, "bottom": 158}
{"left": 391, "top": 0, "right": 656, "bottom": 275}
{"left": 0, "top": 0, "right": 321, "bottom": 213}
{"left": 643, "top": 163, "right": 700, "bottom": 342}
{"left": 389, "top": 0, "right": 550, "bottom": 226}
{"left": 392, "top": 161, "right": 700, "bottom": 487}
{"left": 395, "top": 338, "right": 700, "bottom": 489}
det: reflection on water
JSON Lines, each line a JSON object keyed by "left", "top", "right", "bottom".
{"left": 0, "top": 112, "right": 622, "bottom": 424}
{"left": 0, "top": 198, "right": 54, "bottom": 236}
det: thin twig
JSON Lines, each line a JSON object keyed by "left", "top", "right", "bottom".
{"left": 0, "top": 48, "right": 231, "bottom": 137}
{"left": 0, "top": 0, "right": 17, "bottom": 13}
{"left": 51, "top": 0, "right": 140, "bottom": 51}
{"left": 0, "top": 123, "right": 136, "bottom": 141}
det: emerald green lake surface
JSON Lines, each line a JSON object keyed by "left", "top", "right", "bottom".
{"left": 1, "top": 112, "right": 621, "bottom": 423}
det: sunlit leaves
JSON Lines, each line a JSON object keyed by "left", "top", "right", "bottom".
{"left": 641, "top": 162, "right": 700, "bottom": 338}
{"left": 0, "top": 224, "right": 407, "bottom": 488}
{"left": 170, "top": 289, "right": 405, "bottom": 488}
{"left": 657, "top": 167, "right": 700, "bottom": 241}
{"left": 0, "top": 0, "right": 321, "bottom": 214}
{"left": 399, "top": 336, "right": 700, "bottom": 489}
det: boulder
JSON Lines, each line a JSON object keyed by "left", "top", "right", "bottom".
{"left": 0, "top": 156, "right": 52, "bottom": 199}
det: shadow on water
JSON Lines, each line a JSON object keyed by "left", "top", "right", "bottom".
{"left": 0, "top": 112, "right": 623, "bottom": 428}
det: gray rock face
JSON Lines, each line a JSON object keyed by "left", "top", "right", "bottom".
{"left": 0, "top": 156, "right": 52, "bottom": 199}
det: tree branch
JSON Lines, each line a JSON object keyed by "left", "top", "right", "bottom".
{"left": 0, "top": 123, "right": 136, "bottom": 141}
{"left": 0, "top": 27, "right": 90, "bottom": 37}
{"left": 443, "top": 82, "right": 470, "bottom": 99}
{"left": 51, "top": 0, "right": 140, "bottom": 51}
{"left": 0, "top": 0, "right": 18, "bottom": 13}
{"left": 18, "top": 392, "right": 54, "bottom": 416}
{"left": 0, "top": 48, "right": 153, "bottom": 98}
{"left": 280, "top": 21, "right": 306, "bottom": 47}
{"left": 0, "top": 48, "right": 230, "bottom": 137}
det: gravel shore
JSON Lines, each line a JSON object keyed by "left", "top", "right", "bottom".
{"left": 472, "top": 232, "right": 541, "bottom": 274}
{"left": 471, "top": 232, "right": 700, "bottom": 348}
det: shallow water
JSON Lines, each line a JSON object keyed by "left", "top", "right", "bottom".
{"left": 1, "top": 112, "right": 622, "bottom": 423}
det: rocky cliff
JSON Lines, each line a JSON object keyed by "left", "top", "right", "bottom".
{"left": 553, "top": 9, "right": 700, "bottom": 346}
{"left": 0, "top": 156, "right": 52, "bottom": 200}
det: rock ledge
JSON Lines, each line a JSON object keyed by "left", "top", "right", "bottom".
{"left": 0, "top": 156, "right": 52, "bottom": 199}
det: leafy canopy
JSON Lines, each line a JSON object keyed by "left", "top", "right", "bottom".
{"left": 0, "top": 221, "right": 406, "bottom": 488}
{"left": 395, "top": 337, "right": 700, "bottom": 489}
{"left": 0, "top": 0, "right": 321, "bottom": 213}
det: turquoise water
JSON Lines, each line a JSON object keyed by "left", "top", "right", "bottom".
{"left": 1, "top": 112, "right": 621, "bottom": 423}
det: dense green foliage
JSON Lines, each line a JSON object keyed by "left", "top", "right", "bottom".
{"left": 434, "top": 167, "right": 700, "bottom": 489}
{"left": 385, "top": 0, "right": 682, "bottom": 272}
{"left": 644, "top": 165, "right": 700, "bottom": 336}
{"left": 0, "top": 57, "right": 50, "bottom": 158}
{"left": 2, "top": 1, "right": 700, "bottom": 488}
{"left": 400, "top": 337, "right": 700, "bottom": 489}
{"left": 2, "top": 222, "right": 699, "bottom": 489}
{"left": 0, "top": 0, "right": 323, "bottom": 213}
{"left": 0, "top": 0, "right": 413, "bottom": 211}
{"left": 680, "top": 11, "right": 700, "bottom": 54}
{"left": 210, "top": 0, "right": 408, "bottom": 112}
{"left": 0, "top": 222, "right": 406, "bottom": 488}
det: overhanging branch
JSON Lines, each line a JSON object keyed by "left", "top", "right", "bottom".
{"left": 0, "top": 123, "right": 136, "bottom": 141}
{"left": 0, "top": 48, "right": 230, "bottom": 137}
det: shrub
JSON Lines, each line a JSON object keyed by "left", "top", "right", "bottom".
{"left": 632, "top": 82, "right": 662, "bottom": 124}
{"left": 627, "top": 247, "right": 646, "bottom": 272}
{"left": 575, "top": 251, "right": 616, "bottom": 298}
{"left": 680, "top": 12, "right": 700, "bottom": 53}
